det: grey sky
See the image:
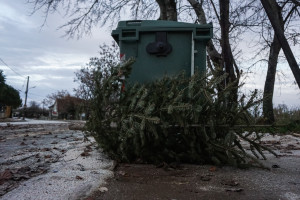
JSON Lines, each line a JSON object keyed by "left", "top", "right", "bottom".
{"left": 0, "top": 0, "right": 299, "bottom": 108}
{"left": 0, "top": 0, "right": 113, "bottom": 106}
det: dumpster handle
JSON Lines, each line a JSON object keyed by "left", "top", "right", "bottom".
{"left": 146, "top": 32, "right": 172, "bottom": 57}
{"left": 126, "top": 20, "right": 142, "bottom": 26}
{"left": 191, "top": 33, "right": 195, "bottom": 76}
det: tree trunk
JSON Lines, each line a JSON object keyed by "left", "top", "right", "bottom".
{"left": 263, "top": 36, "right": 281, "bottom": 124}
{"left": 260, "top": 0, "right": 300, "bottom": 89}
{"left": 156, "top": 0, "right": 177, "bottom": 21}
{"left": 188, "top": 0, "right": 238, "bottom": 97}
{"left": 263, "top": 1, "right": 285, "bottom": 124}
{"left": 187, "top": 0, "right": 222, "bottom": 69}
{"left": 219, "top": 0, "right": 238, "bottom": 105}
{"left": 219, "top": 0, "right": 236, "bottom": 83}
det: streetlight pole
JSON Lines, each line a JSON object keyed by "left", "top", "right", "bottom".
{"left": 23, "top": 76, "right": 29, "bottom": 120}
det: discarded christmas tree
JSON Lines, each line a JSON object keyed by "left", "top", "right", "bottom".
{"left": 87, "top": 59, "right": 276, "bottom": 168}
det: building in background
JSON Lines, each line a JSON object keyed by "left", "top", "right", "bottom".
{"left": 0, "top": 105, "right": 12, "bottom": 118}
{"left": 49, "top": 96, "right": 85, "bottom": 120}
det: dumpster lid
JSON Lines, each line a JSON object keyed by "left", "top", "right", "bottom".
{"left": 115, "top": 20, "right": 212, "bottom": 29}
{"left": 112, "top": 20, "right": 213, "bottom": 42}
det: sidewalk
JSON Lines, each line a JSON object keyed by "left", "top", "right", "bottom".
{"left": 0, "top": 118, "right": 68, "bottom": 126}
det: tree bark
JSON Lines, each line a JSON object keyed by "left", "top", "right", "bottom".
{"left": 263, "top": 1, "right": 285, "bottom": 124}
{"left": 187, "top": 0, "right": 222, "bottom": 69}
{"left": 188, "top": 0, "right": 238, "bottom": 98}
{"left": 218, "top": 0, "right": 238, "bottom": 106}
{"left": 263, "top": 36, "right": 281, "bottom": 124}
{"left": 219, "top": 0, "right": 236, "bottom": 83}
{"left": 156, "top": 0, "right": 177, "bottom": 21}
{"left": 260, "top": 0, "right": 300, "bottom": 89}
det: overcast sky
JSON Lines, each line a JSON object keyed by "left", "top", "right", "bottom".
{"left": 0, "top": 0, "right": 299, "bottom": 108}
{"left": 0, "top": 0, "right": 113, "bottom": 106}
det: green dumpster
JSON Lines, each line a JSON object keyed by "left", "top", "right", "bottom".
{"left": 112, "top": 20, "right": 213, "bottom": 83}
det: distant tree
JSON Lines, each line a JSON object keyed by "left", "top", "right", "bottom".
{"left": 29, "top": 101, "right": 40, "bottom": 108}
{"left": 0, "top": 70, "right": 22, "bottom": 108}
{"left": 43, "top": 89, "right": 70, "bottom": 107}
{"left": 26, "top": 101, "right": 43, "bottom": 118}
{"left": 74, "top": 42, "right": 119, "bottom": 119}
{"left": 0, "top": 70, "right": 5, "bottom": 85}
{"left": 74, "top": 42, "right": 119, "bottom": 101}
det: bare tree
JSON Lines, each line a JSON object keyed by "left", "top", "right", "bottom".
{"left": 29, "top": 0, "right": 239, "bottom": 86}
{"left": 186, "top": 0, "right": 245, "bottom": 102}
{"left": 219, "top": 0, "right": 236, "bottom": 83}
{"left": 28, "top": 0, "right": 172, "bottom": 38}
{"left": 260, "top": 0, "right": 300, "bottom": 89}
{"left": 73, "top": 42, "right": 120, "bottom": 119}
{"left": 30, "top": 0, "right": 300, "bottom": 124}
{"left": 187, "top": 0, "right": 222, "bottom": 71}
{"left": 156, "top": 0, "right": 177, "bottom": 20}
{"left": 74, "top": 42, "right": 119, "bottom": 101}
{"left": 250, "top": 0, "right": 300, "bottom": 123}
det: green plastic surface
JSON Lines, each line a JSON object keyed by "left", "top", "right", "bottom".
{"left": 112, "top": 20, "right": 213, "bottom": 83}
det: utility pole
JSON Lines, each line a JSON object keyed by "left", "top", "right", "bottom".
{"left": 23, "top": 76, "right": 29, "bottom": 120}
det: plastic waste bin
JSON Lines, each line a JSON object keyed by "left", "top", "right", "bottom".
{"left": 112, "top": 20, "right": 212, "bottom": 83}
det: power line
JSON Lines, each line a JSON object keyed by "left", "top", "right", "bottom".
{"left": 40, "top": 84, "right": 58, "bottom": 92}
{"left": 28, "top": 92, "right": 46, "bottom": 98}
{"left": 0, "top": 57, "right": 26, "bottom": 78}
{"left": 21, "top": 78, "right": 27, "bottom": 92}
{"left": 1, "top": 57, "right": 71, "bottom": 93}
{"left": 29, "top": 79, "right": 58, "bottom": 92}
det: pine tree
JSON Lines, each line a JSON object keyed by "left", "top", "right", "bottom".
{"left": 86, "top": 59, "right": 276, "bottom": 168}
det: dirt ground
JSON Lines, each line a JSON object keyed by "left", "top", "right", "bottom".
{"left": 87, "top": 134, "right": 300, "bottom": 200}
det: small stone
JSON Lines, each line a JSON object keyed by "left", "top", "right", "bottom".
{"left": 44, "top": 155, "right": 52, "bottom": 159}
{"left": 76, "top": 175, "right": 84, "bottom": 180}
{"left": 209, "top": 166, "right": 217, "bottom": 172}
{"left": 225, "top": 188, "right": 243, "bottom": 192}
{"left": 99, "top": 187, "right": 108, "bottom": 193}
{"left": 0, "top": 169, "right": 12, "bottom": 182}
{"left": 272, "top": 164, "right": 280, "bottom": 168}
{"left": 200, "top": 175, "right": 211, "bottom": 181}
{"left": 81, "top": 151, "right": 90, "bottom": 157}
{"left": 221, "top": 179, "right": 239, "bottom": 186}
{"left": 118, "top": 171, "right": 126, "bottom": 176}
